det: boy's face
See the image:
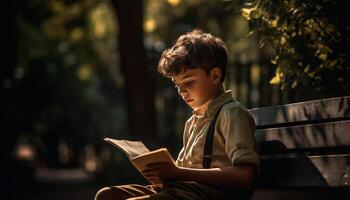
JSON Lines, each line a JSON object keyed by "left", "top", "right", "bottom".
{"left": 171, "top": 67, "right": 221, "bottom": 110}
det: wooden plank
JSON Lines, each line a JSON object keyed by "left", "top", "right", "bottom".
{"left": 257, "top": 154, "right": 350, "bottom": 188}
{"left": 250, "top": 96, "right": 350, "bottom": 128}
{"left": 252, "top": 188, "right": 350, "bottom": 200}
{"left": 256, "top": 120, "right": 350, "bottom": 153}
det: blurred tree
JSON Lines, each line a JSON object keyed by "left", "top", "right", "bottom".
{"left": 12, "top": 0, "right": 128, "bottom": 168}
{"left": 111, "top": 0, "right": 157, "bottom": 139}
{"left": 230, "top": 0, "right": 350, "bottom": 102}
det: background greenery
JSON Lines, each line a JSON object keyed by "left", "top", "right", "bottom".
{"left": 1, "top": 0, "right": 349, "bottom": 199}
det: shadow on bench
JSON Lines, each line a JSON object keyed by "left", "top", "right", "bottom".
{"left": 249, "top": 96, "right": 350, "bottom": 199}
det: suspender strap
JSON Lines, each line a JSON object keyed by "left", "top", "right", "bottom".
{"left": 203, "top": 100, "right": 234, "bottom": 169}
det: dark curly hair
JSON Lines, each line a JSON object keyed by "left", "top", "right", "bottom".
{"left": 158, "top": 29, "right": 228, "bottom": 82}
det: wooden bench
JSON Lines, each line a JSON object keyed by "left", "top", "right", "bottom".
{"left": 249, "top": 96, "right": 350, "bottom": 199}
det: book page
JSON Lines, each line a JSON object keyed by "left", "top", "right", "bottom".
{"left": 104, "top": 138, "right": 150, "bottom": 159}
{"left": 130, "top": 148, "right": 176, "bottom": 184}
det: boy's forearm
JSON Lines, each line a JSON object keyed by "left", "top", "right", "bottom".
{"left": 176, "top": 164, "right": 255, "bottom": 188}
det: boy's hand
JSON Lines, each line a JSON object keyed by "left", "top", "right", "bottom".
{"left": 142, "top": 162, "right": 182, "bottom": 184}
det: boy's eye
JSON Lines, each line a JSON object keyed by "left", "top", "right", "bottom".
{"left": 173, "top": 80, "right": 195, "bottom": 90}
{"left": 184, "top": 81, "right": 194, "bottom": 87}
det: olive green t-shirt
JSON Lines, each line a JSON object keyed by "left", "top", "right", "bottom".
{"left": 176, "top": 90, "right": 259, "bottom": 171}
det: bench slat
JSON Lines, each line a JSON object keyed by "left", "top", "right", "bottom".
{"left": 257, "top": 120, "right": 350, "bottom": 154}
{"left": 252, "top": 188, "right": 350, "bottom": 200}
{"left": 257, "top": 154, "right": 350, "bottom": 188}
{"left": 250, "top": 96, "right": 350, "bottom": 128}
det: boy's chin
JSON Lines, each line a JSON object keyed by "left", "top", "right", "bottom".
{"left": 187, "top": 102, "right": 202, "bottom": 110}
{"left": 186, "top": 102, "right": 197, "bottom": 109}
{"left": 189, "top": 105, "right": 197, "bottom": 110}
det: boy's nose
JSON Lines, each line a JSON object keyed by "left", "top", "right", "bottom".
{"left": 178, "top": 88, "right": 190, "bottom": 100}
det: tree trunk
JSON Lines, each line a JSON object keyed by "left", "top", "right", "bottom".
{"left": 111, "top": 0, "right": 157, "bottom": 139}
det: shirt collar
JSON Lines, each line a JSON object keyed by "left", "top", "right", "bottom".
{"left": 193, "top": 90, "right": 234, "bottom": 118}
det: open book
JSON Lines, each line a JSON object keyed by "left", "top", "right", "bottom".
{"left": 103, "top": 137, "right": 176, "bottom": 184}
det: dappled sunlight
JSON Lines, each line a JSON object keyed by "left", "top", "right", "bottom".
{"left": 78, "top": 64, "right": 92, "bottom": 81}
{"left": 252, "top": 95, "right": 350, "bottom": 189}
{"left": 3, "top": 0, "right": 349, "bottom": 199}
{"left": 144, "top": 18, "right": 157, "bottom": 33}
{"left": 167, "top": 0, "right": 181, "bottom": 7}
{"left": 90, "top": 3, "right": 110, "bottom": 38}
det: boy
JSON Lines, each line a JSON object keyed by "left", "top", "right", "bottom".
{"left": 95, "top": 29, "right": 259, "bottom": 200}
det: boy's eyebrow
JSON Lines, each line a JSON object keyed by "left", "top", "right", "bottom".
{"left": 172, "top": 74, "right": 194, "bottom": 84}
{"left": 182, "top": 74, "right": 193, "bottom": 80}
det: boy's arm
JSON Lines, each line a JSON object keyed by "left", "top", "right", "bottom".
{"left": 179, "top": 164, "right": 256, "bottom": 187}
{"left": 142, "top": 163, "right": 256, "bottom": 188}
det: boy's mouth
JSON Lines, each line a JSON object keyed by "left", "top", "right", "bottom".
{"left": 184, "top": 99, "right": 194, "bottom": 103}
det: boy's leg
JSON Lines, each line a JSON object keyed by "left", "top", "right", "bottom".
{"left": 127, "top": 181, "right": 228, "bottom": 200}
{"left": 94, "top": 184, "right": 158, "bottom": 200}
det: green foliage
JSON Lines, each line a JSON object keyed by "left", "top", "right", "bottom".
{"left": 12, "top": 0, "right": 127, "bottom": 167}
{"left": 228, "top": 0, "right": 350, "bottom": 101}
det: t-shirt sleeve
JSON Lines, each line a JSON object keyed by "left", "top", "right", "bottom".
{"left": 219, "top": 105, "right": 259, "bottom": 168}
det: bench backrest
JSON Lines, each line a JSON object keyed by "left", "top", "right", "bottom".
{"left": 249, "top": 96, "right": 350, "bottom": 188}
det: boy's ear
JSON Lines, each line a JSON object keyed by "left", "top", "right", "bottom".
{"left": 210, "top": 67, "right": 222, "bottom": 84}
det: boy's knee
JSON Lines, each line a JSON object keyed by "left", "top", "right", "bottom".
{"left": 94, "top": 187, "right": 118, "bottom": 200}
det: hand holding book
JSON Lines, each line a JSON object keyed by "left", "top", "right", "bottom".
{"left": 104, "top": 137, "right": 177, "bottom": 185}
{"left": 141, "top": 162, "right": 182, "bottom": 185}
